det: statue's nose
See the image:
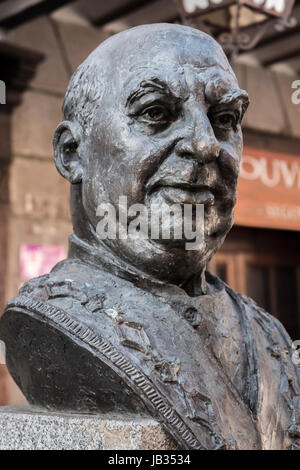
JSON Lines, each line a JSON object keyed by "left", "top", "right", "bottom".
{"left": 175, "top": 110, "right": 220, "bottom": 164}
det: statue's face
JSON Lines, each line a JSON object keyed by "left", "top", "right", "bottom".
{"left": 77, "top": 28, "right": 248, "bottom": 283}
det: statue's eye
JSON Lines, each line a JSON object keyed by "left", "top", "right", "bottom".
{"left": 141, "top": 105, "right": 171, "bottom": 123}
{"left": 210, "top": 111, "right": 238, "bottom": 131}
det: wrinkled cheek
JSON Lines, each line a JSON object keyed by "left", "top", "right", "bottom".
{"left": 218, "top": 148, "right": 240, "bottom": 187}
{"left": 80, "top": 168, "right": 104, "bottom": 229}
{"left": 118, "top": 142, "right": 167, "bottom": 205}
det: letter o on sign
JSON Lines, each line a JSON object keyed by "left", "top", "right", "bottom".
{"left": 240, "top": 155, "right": 261, "bottom": 181}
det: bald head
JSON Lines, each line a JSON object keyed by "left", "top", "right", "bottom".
{"left": 62, "top": 23, "right": 235, "bottom": 134}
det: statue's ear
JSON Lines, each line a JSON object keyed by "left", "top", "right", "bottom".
{"left": 53, "top": 121, "right": 83, "bottom": 184}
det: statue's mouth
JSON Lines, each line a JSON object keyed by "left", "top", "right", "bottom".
{"left": 146, "top": 181, "right": 216, "bottom": 207}
{"left": 153, "top": 184, "right": 215, "bottom": 207}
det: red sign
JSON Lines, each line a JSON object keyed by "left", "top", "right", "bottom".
{"left": 235, "top": 147, "right": 300, "bottom": 231}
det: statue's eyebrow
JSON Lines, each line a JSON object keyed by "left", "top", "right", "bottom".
{"left": 126, "top": 78, "right": 179, "bottom": 107}
{"left": 212, "top": 88, "right": 249, "bottom": 118}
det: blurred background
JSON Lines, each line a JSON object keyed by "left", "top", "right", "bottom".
{"left": 0, "top": 0, "right": 299, "bottom": 405}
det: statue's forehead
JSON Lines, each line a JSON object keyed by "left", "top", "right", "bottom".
{"left": 102, "top": 34, "right": 235, "bottom": 100}
{"left": 120, "top": 59, "right": 237, "bottom": 104}
{"left": 119, "top": 28, "right": 228, "bottom": 67}
{"left": 122, "top": 35, "right": 231, "bottom": 75}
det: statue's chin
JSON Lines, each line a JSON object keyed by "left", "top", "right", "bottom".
{"left": 88, "top": 208, "right": 233, "bottom": 284}
{"left": 101, "top": 235, "right": 217, "bottom": 285}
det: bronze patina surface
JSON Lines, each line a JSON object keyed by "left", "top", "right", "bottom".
{"left": 1, "top": 24, "right": 300, "bottom": 450}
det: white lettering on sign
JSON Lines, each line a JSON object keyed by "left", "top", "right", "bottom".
{"left": 240, "top": 155, "right": 300, "bottom": 189}
{"left": 183, "top": 0, "right": 209, "bottom": 12}
{"left": 183, "top": 0, "right": 286, "bottom": 13}
{"left": 265, "top": 204, "right": 300, "bottom": 220}
{"left": 263, "top": 0, "right": 285, "bottom": 13}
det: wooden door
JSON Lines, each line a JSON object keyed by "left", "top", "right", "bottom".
{"left": 208, "top": 228, "right": 300, "bottom": 340}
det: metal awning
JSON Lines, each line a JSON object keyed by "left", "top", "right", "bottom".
{"left": 0, "top": 0, "right": 299, "bottom": 74}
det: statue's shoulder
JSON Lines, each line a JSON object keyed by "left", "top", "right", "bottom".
{"left": 1, "top": 262, "right": 159, "bottom": 420}
{"left": 13, "top": 258, "right": 109, "bottom": 310}
{"left": 230, "top": 288, "right": 300, "bottom": 374}
{"left": 237, "top": 290, "right": 291, "bottom": 339}
{"left": 231, "top": 288, "right": 290, "bottom": 338}
{"left": 1, "top": 266, "right": 207, "bottom": 449}
{"left": 210, "top": 271, "right": 297, "bottom": 352}
{"left": 18, "top": 272, "right": 50, "bottom": 298}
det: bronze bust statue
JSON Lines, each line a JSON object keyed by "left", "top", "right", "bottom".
{"left": 1, "top": 23, "right": 300, "bottom": 450}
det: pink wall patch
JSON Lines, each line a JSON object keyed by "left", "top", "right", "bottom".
{"left": 20, "top": 244, "right": 66, "bottom": 281}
